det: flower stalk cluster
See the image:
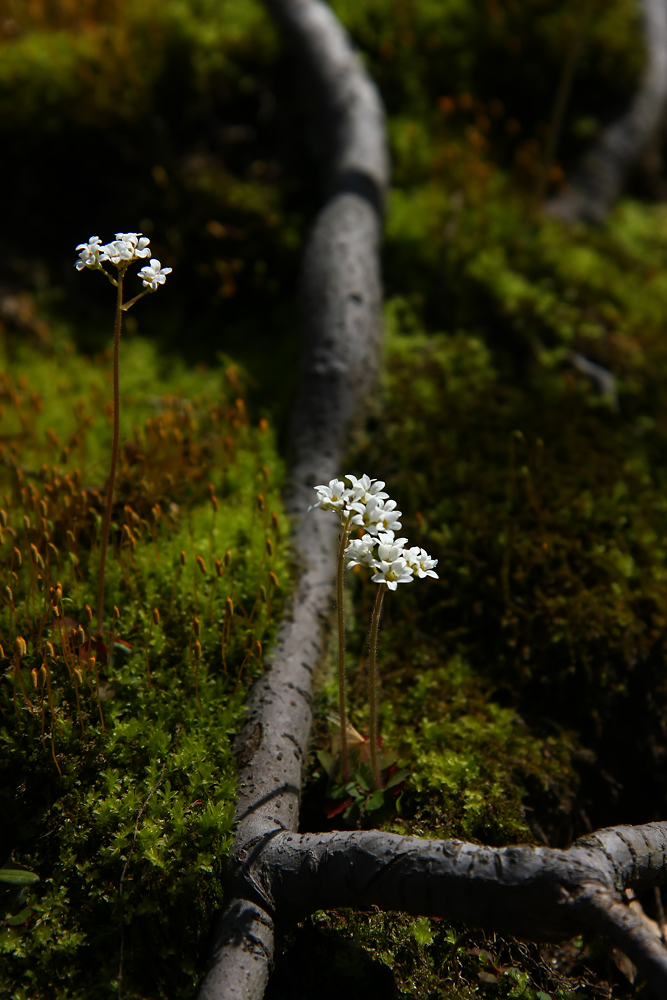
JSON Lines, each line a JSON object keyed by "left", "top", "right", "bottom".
{"left": 75, "top": 232, "right": 172, "bottom": 634}
{"left": 311, "top": 474, "right": 438, "bottom": 788}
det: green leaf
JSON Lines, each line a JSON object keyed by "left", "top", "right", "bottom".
{"left": 316, "top": 749, "right": 334, "bottom": 775}
{"left": 355, "top": 764, "right": 373, "bottom": 792}
{"left": 0, "top": 869, "right": 39, "bottom": 886}
{"left": 412, "top": 917, "right": 434, "bottom": 946}
{"left": 365, "top": 790, "right": 384, "bottom": 811}
{"left": 7, "top": 906, "right": 32, "bottom": 925}
{"left": 384, "top": 768, "right": 409, "bottom": 790}
{"left": 378, "top": 751, "right": 398, "bottom": 770}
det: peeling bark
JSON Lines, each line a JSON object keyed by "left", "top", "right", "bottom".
{"left": 546, "top": 0, "right": 667, "bottom": 223}
{"left": 197, "top": 3, "right": 667, "bottom": 999}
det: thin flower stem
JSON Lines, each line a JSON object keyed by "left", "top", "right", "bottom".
{"left": 368, "top": 582, "right": 387, "bottom": 791}
{"left": 121, "top": 289, "right": 150, "bottom": 312}
{"left": 337, "top": 511, "right": 353, "bottom": 781}
{"left": 96, "top": 273, "right": 124, "bottom": 635}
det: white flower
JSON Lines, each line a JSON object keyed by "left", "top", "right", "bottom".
{"left": 99, "top": 232, "right": 152, "bottom": 266}
{"left": 372, "top": 557, "right": 414, "bottom": 590}
{"left": 75, "top": 236, "right": 102, "bottom": 270}
{"left": 404, "top": 546, "right": 439, "bottom": 579}
{"left": 376, "top": 530, "right": 409, "bottom": 564}
{"left": 100, "top": 239, "right": 135, "bottom": 265}
{"left": 138, "top": 258, "right": 173, "bottom": 291}
{"left": 115, "top": 232, "right": 151, "bottom": 258}
{"left": 349, "top": 495, "right": 386, "bottom": 534}
{"left": 309, "top": 479, "right": 351, "bottom": 513}
{"left": 345, "top": 534, "right": 377, "bottom": 568}
{"left": 375, "top": 498, "right": 402, "bottom": 534}
{"left": 345, "top": 474, "right": 389, "bottom": 505}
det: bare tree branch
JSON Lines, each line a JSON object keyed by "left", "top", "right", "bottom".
{"left": 236, "top": 826, "right": 667, "bottom": 996}
{"left": 547, "top": 0, "right": 667, "bottom": 223}
{"left": 197, "top": 1, "right": 388, "bottom": 996}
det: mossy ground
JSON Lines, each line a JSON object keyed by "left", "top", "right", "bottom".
{"left": 0, "top": 331, "right": 290, "bottom": 998}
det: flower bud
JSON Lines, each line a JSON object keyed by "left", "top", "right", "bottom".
{"left": 260, "top": 585, "right": 267, "bottom": 603}
{"left": 152, "top": 607, "right": 160, "bottom": 625}
{"left": 4, "top": 585, "right": 12, "bottom": 605}
{"left": 180, "top": 549, "right": 187, "bottom": 566}
{"left": 52, "top": 604, "right": 60, "bottom": 618}
{"left": 225, "top": 595, "right": 234, "bottom": 617}
{"left": 211, "top": 495, "right": 218, "bottom": 513}
{"left": 47, "top": 542, "right": 59, "bottom": 560}
{"left": 74, "top": 668, "right": 83, "bottom": 685}
{"left": 196, "top": 554, "right": 207, "bottom": 575}
{"left": 45, "top": 641, "right": 55, "bottom": 660}
{"left": 66, "top": 529, "right": 76, "bottom": 548}
{"left": 256, "top": 493, "right": 265, "bottom": 512}
{"left": 0, "top": 643, "right": 4, "bottom": 659}
{"left": 85, "top": 604, "right": 93, "bottom": 623}
{"left": 12, "top": 546, "right": 21, "bottom": 568}
{"left": 269, "top": 571, "right": 280, "bottom": 589}
{"left": 56, "top": 581, "right": 63, "bottom": 602}
{"left": 215, "top": 557, "right": 223, "bottom": 577}
{"left": 253, "top": 640, "right": 262, "bottom": 658}
{"left": 113, "top": 605, "right": 120, "bottom": 621}
{"left": 78, "top": 625, "right": 86, "bottom": 646}
{"left": 193, "top": 616, "right": 201, "bottom": 637}
{"left": 39, "top": 499, "right": 47, "bottom": 518}
{"left": 194, "top": 639, "right": 202, "bottom": 661}
{"left": 207, "top": 482, "right": 216, "bottom": 498}
{"left": 15, "top": 636, "right": 27, "bottom": 658}
{"left": 271, "top": 512, "right": 279, "bottom": 533}
{"left": 0, "top": 508, "right": 7, "bottom": 527}
{"left": 30, "top": 667, "right": 38, "bottom": 690}
{"left": 23, "top": 515, "right": 31, "bottom": 532}
{"left": 265, "top": 538, "right": 273, "bottom": 557}
{"left": 224, "top": 549, "right": 231, "bottom": 567}
{"left": 38, "top": 665, "right": 47, "bottom": 687}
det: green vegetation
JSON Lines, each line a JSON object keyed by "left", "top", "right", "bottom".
{"left": 0, "top": 334, "right": 289, "bottom": 998}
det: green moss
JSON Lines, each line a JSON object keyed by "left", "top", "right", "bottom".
{"left": 0, "top": 334, "right": 290, "bottom": 998}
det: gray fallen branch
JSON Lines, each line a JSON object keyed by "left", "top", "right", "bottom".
{"left": 547, "top": 0, "right": 667, "bottom": 223}
{"left": 234, "top": 825, "right": 667, "bottom": 997}
{"left": 197, "top": 0, "right": 388, "bottom": 997}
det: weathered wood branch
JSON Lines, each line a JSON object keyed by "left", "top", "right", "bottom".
{"left": 197, "top": 1, "right": 388, "bottom": 997}
{"left": 232, "top": 825, "right": 667, "bottom": 996}
{"left": 547, "top": 0, "right": 667, "bottom": 223}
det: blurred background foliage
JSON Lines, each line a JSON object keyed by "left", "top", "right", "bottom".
{"left": 0, "top": 0, "right": 648, "bottom": 419}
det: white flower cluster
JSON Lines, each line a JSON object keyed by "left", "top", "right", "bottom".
{"left": 75, "top": 233, "right": 172, "bottom": 290}
{"left": 311, "top": 474, "right": 438, "bottom": 590}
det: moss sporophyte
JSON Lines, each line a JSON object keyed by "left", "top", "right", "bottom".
{"left": 310, "top": 475, "right": 438, "bottom": 792}
{"left": 0, "top": 308, "right": 288, "bottom": 997}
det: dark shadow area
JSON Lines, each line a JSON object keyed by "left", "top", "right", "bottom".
{"left": 265, "top": 924, "right": 397, "bottom": 1000}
